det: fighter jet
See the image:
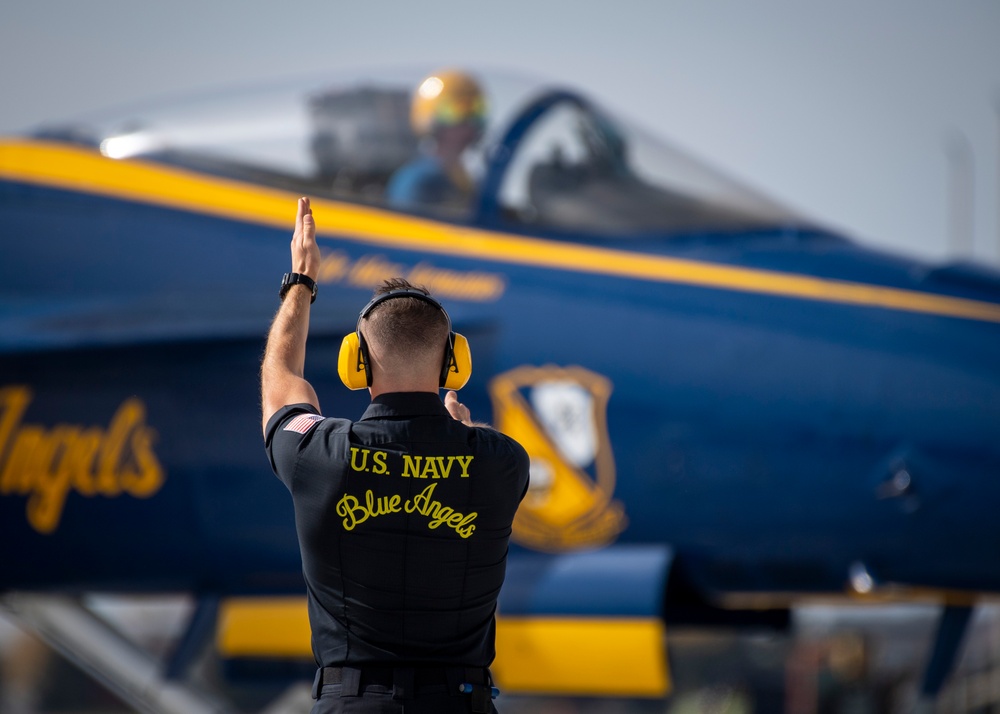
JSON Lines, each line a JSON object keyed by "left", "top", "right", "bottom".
{"left": 1, "top": 67, "right": 998, "bottom": 712}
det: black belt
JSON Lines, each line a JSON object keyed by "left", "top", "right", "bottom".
{"left": 314, "top": 665, "right": 496, "bottom": 712}
{"left": 319, "top": 665, "right": 462, "bottom": 687}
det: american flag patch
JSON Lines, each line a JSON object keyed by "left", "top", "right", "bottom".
{"left": 283, "top": 413, "right": 324, "bottom": 434}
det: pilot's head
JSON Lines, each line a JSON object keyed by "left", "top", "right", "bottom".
{"left": 411, "top": 70, "right": 486, "bottom": 148}
{"left": 361, "top": 278, "right": 452, "bottom": 391}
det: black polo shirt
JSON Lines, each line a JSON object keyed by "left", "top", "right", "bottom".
{"left": 265, "top": 392, "right": 530, "bottom": 669}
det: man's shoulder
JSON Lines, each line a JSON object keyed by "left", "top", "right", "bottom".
{"left": 386, "top": 156, "right": 447, "bottom": 202}
{"left": 265, "top": 404, "right": 352, "bottom": 447}
{"left": 395, "top": 154, "right": 444, "bottom": 179}
{"left": 465, "top": 427, "right": 530, "bottom": 501}
{"left": 468, "top": 425, "right": 529, "bottom": 461}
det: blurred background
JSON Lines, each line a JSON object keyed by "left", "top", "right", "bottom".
{"left": 3, "top": 2, "right": 1000, "bottom": 712}
{"left": 3, "top": 599, "right": 1000, "bottom": 713}
{"left": 2, "top": 0, "right": 999, "bottom": 265}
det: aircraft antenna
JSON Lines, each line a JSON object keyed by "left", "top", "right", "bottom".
{"left": 945, "top": 130, "right": 975, "bottom": 260}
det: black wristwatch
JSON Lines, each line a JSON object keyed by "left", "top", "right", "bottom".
{"left": 279, "top": 273, "right": 317, "bottom": 303}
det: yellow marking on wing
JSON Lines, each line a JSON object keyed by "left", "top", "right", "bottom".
{"left": 215, "top": 597, "right": 671, "bottom": 697}
{"left": 217, "top": 597, "right": 311, "bottom": 659}
{"left": 492, "top": 616, "right": 670, "bottom": 697}
{"left": 4, "top": 138, "right": 1000, "bottom": 323}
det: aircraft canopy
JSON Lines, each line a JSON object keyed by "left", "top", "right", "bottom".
{"left": 33, "top": 69, "right": 802, "bottom": 237}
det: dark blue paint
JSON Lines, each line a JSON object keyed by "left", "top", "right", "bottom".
{"left": 2, "top": 134, "right": 1000, "bottom": 617}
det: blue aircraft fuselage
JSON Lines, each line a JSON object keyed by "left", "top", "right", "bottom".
{"left": 2, "top": 156, "right": 999, "bottom": 606}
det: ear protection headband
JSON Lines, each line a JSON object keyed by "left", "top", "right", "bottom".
{"left": 337, "top": 289, "right": 472, "bottom": 391}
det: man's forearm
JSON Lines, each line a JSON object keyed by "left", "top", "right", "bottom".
{"left": 261, "top": 286, "right": 319, "bottom": 429}
{"left": 261, "top": 197, "right": 322, "bottom": 433}
{"left": 263, "top": 287, "right": 312, "bottom": 378}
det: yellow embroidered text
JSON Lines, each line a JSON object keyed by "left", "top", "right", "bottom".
{"left": 336, "top": 483, "right": 477, "bottom": 539}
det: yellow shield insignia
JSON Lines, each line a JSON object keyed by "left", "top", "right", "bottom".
{"left": 489, "top": 365, "right": 627, "bottom": 551}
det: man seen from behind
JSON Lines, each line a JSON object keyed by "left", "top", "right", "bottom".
{"left": 261, "top": 197, "right": 529, "bottom": 713}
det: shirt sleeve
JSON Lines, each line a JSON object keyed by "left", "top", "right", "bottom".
{"left": 264, "top": 403, "right": 324, "bottom": 490}
{"left": 475, "top": 427, "right": 531, "bottom": 503}
{"left": 506, "top": 435, "right": 532, "bottom": 502}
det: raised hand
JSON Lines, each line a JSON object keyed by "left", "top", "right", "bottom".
{"left": 291, "top": 197, "right": 320, "bottom": 280}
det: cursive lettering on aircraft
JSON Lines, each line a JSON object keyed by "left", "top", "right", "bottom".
{"left": 0, "top": 386, "right": 165, "bottom": 535}
{"left": 316, "top": 249, "right": 506, "bottom": 302}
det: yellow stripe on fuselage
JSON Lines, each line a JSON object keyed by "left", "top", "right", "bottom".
{"left": 3, "top": 138, "right": 1000, "bottom": 324}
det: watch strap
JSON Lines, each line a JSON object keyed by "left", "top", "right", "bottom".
{"left": 280, "top": 273, "right": 317, "bottom": 303}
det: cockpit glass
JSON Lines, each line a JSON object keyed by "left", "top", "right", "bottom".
{"left": 496, "top": 98, "right": 796, "bottom": 235}
{"left": 30, "top": 69, "right": 801, "bottom": 235}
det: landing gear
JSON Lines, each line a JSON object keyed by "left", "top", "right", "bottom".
{"left": 1, "top": 593, "right": 231, "bottom": 714}
{"left": 918, "top": 604, "right": 975, "bottom": 705}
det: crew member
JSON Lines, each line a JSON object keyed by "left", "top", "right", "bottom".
{"left": 261, "top": 197, "right": 529, "bottom": 713}
{"left": 385, "top": 70, "right": 487, "bottom": 214}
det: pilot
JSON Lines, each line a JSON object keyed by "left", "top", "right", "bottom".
{"left": 385, "top": 70, "right": 487, "bottom": 214}
{"left": 260, "top": 197, "right": 529, "bottom": 714}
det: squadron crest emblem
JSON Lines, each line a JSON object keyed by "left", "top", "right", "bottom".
{"left": 489, "top": 365, "right": 627, "bottom": 551}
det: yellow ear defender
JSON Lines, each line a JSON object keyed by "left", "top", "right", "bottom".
{"left": 442, "top": 332, "right": 472, "bottom": 390}
{"left": 337, "top": 289, "right": 472, "bottom": 391}
{"left": 337, "top": 331, "right": 371, "bottom": 391}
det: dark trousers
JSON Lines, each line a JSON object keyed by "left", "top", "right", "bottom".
{"left": 311, "top": 666, "right": 499, "bottom": 714}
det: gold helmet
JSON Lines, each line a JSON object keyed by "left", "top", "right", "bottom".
{"left": 410, "top": 70, "right": 486, "bottom": 136}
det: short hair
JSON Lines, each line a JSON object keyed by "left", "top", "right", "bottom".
{"left": 362, "top": 278, "right": 450, "bottom": 365}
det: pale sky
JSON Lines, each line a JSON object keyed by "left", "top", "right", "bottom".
{"left": 2, "top": 1, "right": 998, "bottom": 265}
